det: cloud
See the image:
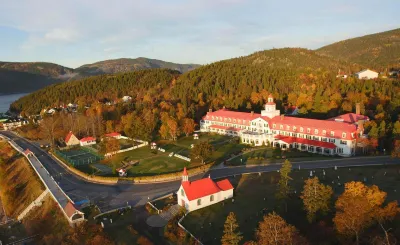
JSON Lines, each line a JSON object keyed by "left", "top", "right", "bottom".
{"left": 44, "top": 28, "right": 80, "bottom": 42}
{"left": 103, "top": 47, "right": 121, "bottom": 53}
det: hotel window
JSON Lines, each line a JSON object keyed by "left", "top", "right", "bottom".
{"left": 233, "top": 119, "right": 236, "bottom": 123}
{"left": 243, "top": 120, "right": 246, "bottom": 124}
{"left": 322, "top": 138, "right": 327, "bottom": 142}
{"left": 286, "top": 125, "right": 290, "bottom": 130}
{"left": 329, "top": 139, "right": 335, "bottom": 143}
{"left": 212, "top": 116, "right": 214, "bottom": 120}
{"left": 224, "top": 118, "right": 227, "bottom": 122}
{"left": 330, "top": 131, "right": 334, "bottom": 137}
{"left": 280, "top": 125, "right": 283, "bottom": 129}
{"left": 351, "top": 133, "right": 355, "bottom": 138}
{"left": 340, "top": 140, "right": 347, "bottom": 145}
{"left": 273, "top": 124, "right": 276, "bottom": 129}
{"left": 307, "top": 128, "right": 311, "bottom": 133}
{"left": 322, "top": 130, "right": 326, "bottom": 135}
{"left": 197, "top": 199, "right": 201, "bottom": 206}
{"left": 314, "top": 129, "right": 319, "bottom": 134}
{"left": 300, "top": 127, "right": 304, "bottom": 132}
{"left": 342, "top": 133, "right": 346, "bottom": 138}
{"left": 293, "top": 126, "right": 297, "bottom": 131}
{"left": 181, "top": 189, "right": 185, "bottom": 196}
{"left": 210, "top": 195, "right": 214, "bottom": 202}
{"left": 337, "top": 148, "right": 344, "bottom": 154}
{"left": 229, "top": 118, "right": 231, "bottom": 122}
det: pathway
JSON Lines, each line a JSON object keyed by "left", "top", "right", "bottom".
{"left": 146, "top": 204, "right": 180, "bottom": 227}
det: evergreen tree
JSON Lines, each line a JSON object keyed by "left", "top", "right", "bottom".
{"left": 276, "top": 159, "right": 292, "bottom": 211}
{"left": 300, "top": 177, "right": 333, "bottom": 222}
{"left": 221, "top": 212, "right": 242, "bottom": 245}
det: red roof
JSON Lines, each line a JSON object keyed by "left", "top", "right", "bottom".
{"left": 80, "top": 137, "right": 96, "bottom": 142}
{"left": 204, "top": 109, "right": 261, "bottom": 126}
{"left": 104, "top": 132, "right": 121, "bottom": 137}
{"left": 65, "top": 131, "right": 74, "bottom": 143}
{"left": 64, "top": 202, "right": 82, "bottom": 217}
{"left": 183, "top": 167, "right": 188, "bottom": 176}
{"left": 275, "top": 135, "right": 337, "bottom": 149}
{"left": 209, "top": 124, "right": 242, "bottom": 132}
{"left": 182, "top": 178, "right": 233, "bottom": 201}
{"left": 327, "top": 113, "right": 369, "bottom": 124}
{"left": 216, "top": 179, "right": 234, "bottom": 191}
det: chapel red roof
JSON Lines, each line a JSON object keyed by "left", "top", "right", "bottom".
{"left": 104, "top": 132, "right": 121, "bottom": 137}
{"left": 80, "top": 137, "right": 96, "bottom": 142}
{"left": 183, "top": 167, "right": 188, "bottom": 176}
{"left": 182, "top": 177, "right": 233, "bottom": 201}
{"left": 65, "top": 131, "right": 74, "bottom": 143}
{"left": 274, "top": 135, "right": 337, "bottom": 149}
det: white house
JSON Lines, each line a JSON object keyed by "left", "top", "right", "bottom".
{"left": 79, "top": 137, "right": 96, "bottom": 146}
{"left": 104, "top": 132, "right": 121, "bottom": 139}
{"left": 177, "top": 168, "right": 234, "bottom": 212}
{"left": 355, "top": 69, "right": 379, "bottom": 79}
{"left": 65, "top": 131, "right": 80, "bottom": 146}
{"left": 2, "top": 118, "right": 28, "bottom": 130}
{"left": 200, "top": 95, "right": 369, "bottom": 157}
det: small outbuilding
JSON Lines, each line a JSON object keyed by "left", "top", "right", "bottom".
{"left": 355, "top": 69, "right": 379, "bottom": 79}
{"left": 65, "top": 131, "right": 80, "bottom": 146}
{"left": 79, "top": 137, "right": 96, "bottom": 146}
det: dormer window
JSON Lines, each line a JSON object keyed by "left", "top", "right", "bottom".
{"left": 314, "top": 129, "right": 319, "bottom": 134}
{"left": 307, "top": 128, "right": 311, "bottom": 133}
{"left": 233, "top": 119, "right": 236, "bottom": 123}
{"left": 238, "top": 119, "right": 241, "bottom": 123}
{"left": 322, "top": 130, "right": 326, "bottom": 135}
{"left": 286, "top": 125, "right": 290, "bottom": 130}
{"left": 212, "top": 116, "right": 215, "bottom": 120}
{"left": 330, "top": 131, "right": 334, "bottom": 137}
{"left": 273, "top": 124, "right": 276, "bottom": 129}
{"left": 342, "top": 132, "right": 346, "bottom": 138}
{"left": 300, "top": 127, "right": 303, "bottom": 132}
{"left": 351, "top": 133, "right": 355, "bottom": 138}
{"left": 229, "top": 118, "right": 231, "bottom": 122}
{"left": 293, "top": 126, "right": 297, "bottom": 131}
{"left": 280, "top": 125, "right": 283, "bottom": 129}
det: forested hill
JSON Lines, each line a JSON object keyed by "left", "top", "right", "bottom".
{"left": 74, "top": 57, "right": 200, "bottom": 79}
{"left": 172, "top": 48, "right": 362, "bottom": 113}
{"left": 316, "top": 28, "right": 400, "bottom": 69}
{"left": 11, "top": 69, "right": 180, "bottom": 114}
{"left": 0, "top": 62, "right": 74, "bottom": 94}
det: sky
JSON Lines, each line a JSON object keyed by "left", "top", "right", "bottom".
{"left": 0, "top": 0, "right": 399, "bottom": 68}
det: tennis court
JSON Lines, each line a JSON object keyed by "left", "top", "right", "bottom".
{"left": 55, "top": 147, "right": 104, "bottom": 166}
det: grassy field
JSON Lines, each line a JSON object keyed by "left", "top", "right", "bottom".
{"left": 227, "top": 148, "right": 334, "bottom": 166}
{"left": 181, "top": 165, "right": 400, "bottom": 245}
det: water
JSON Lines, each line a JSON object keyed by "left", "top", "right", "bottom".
{"left": 0, "top": 93, "right": 28, "bottom": 113}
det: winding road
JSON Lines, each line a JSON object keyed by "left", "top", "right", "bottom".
{"left": 1, "top": 131, "right": 399, "bottom": 212}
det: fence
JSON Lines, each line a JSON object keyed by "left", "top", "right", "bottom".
{"left": 54, "top": 148, "right": 103, "bottom": 166}
{"left": 104, "top": 142, "right": 148, "bottom": 157}
{"left": 120, "top": 136, "right": 148, "bottom": 145}
{"left": 174, "top": 153, "right": 191, "bottom": 162}
{"left": 178, "top": 215, "right": 203, "bottom": 245}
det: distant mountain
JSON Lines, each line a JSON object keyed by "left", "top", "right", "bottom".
{"left": 0, "top": 58, "right": 200, "bottom": 94}
{"left": 316, "top": 28, "right": 400, "bottom": 69}
{"left": 74, "top": 57, "right": 200, "bottom": 79}
{"left": 0, "top": 62, "right": 74, "bottom": 94}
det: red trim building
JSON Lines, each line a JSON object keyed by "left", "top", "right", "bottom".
{"left": 200, "top": 95, "right": 368, "bottom": 157}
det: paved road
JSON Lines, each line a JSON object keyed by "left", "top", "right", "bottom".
{"left": 1, "top": 131, "right": 400, "bottom": 212}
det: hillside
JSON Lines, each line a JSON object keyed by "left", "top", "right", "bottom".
{"left": 0, "top": 68, "right": 65, "bottom": 94}
{"left": 316, "top": 28, "right": 400, "bottom": 68}
{"left": 74, "top": 57, "right": 200, "bottom": 79}
{"left": 11, "top": 68, "right": 180, "bottom": 114}
{"left": 0, "top": 62, "right": 74, "bottom": 78}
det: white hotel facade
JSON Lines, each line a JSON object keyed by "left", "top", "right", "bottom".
{"left": 200, "top": 95, "right": 368, "bottom": 157}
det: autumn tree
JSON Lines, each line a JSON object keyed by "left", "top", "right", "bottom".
{"left": 40, "top": 115, "right": 62, "bottom": 147}
{"left": 392, "top": 140, "right": 400, "bottom": 158}
{"left": 221, "top": 212, "right": 242, "bottom": 245}
{"left": 254, "top": 212, "right": 306, "bottom": 245}
{"left": 276, "top": 159, "right": 292, "bottom": 211}
{"left": 190, "top": 141, "right": 213, "bottom": 164}
{"left": 102, "top": 137, "right": 120, "bottom": 155}
{"left": 301, "top": 177, "right": 333, "bottom": 222}
{"left": 182, "top": 118, "right": 196, "bottom": 136}
{"left": 334, "top": 181, "right": 399, "bottom": 245}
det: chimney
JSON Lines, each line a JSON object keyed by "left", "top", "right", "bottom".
{"left": 251, "top": 111, "right": 254, "bottom": 116}
{"left": 281, "top": 114, "right": 285, "bottom": 120}
{"left": 208, "top": 174, "right": 211, "bottom": 179}
{"left": 356, "top": 103, "right": 360, "bottom": 115}
{"left": 209, "top": 108, "right": 212, "bottom": 113}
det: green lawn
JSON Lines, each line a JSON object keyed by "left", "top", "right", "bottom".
{"left": 181, "top": 165, "right": 400, "bottom": 245}
{"left": 227, "top": 148, "right": 334, "bottom": 166}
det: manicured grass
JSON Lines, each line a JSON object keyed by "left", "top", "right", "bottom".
{"left": 181, "top": 165, "right": 400, "bottom": 245}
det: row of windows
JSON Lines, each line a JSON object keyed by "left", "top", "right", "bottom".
{"left": 272, "top": 124, "right": 351, "bottom": 138}
{"left": 197, "top": 195, "right": 214, "bottom": 206}
{"left": 209, "top": 116, "right": 247, "bottom": 124}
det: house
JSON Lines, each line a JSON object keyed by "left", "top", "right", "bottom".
{"left": 355, "top": 69, "right": 379, "bottom": 79}
{"left": 193, "top": 133, "right": 199, "bottom": 140}
{"left": 2, "top": 118, "right": 28, "bottom": 130}
{"left": 200, "top": 95, "right": 368, "bottom": 157}
{"left": 177, "top": 168, "right": 234, "bottom": 212}
{"left": 122, "top": 96, "right": 132, "bottom": 102}
{"left": 104, "top": 132, "right": 121, "bottom": 139}
{"left": 336, "top": 70, "right": 348, "bottom": 79}
{"left": 79, "top": 137, "right": 96, "bottom": 146}
{"left": 65, "top": 131, "right": 80, "bottom": 146}
{"left": 46, "top": 108, "right": 56, "bottom": 115}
